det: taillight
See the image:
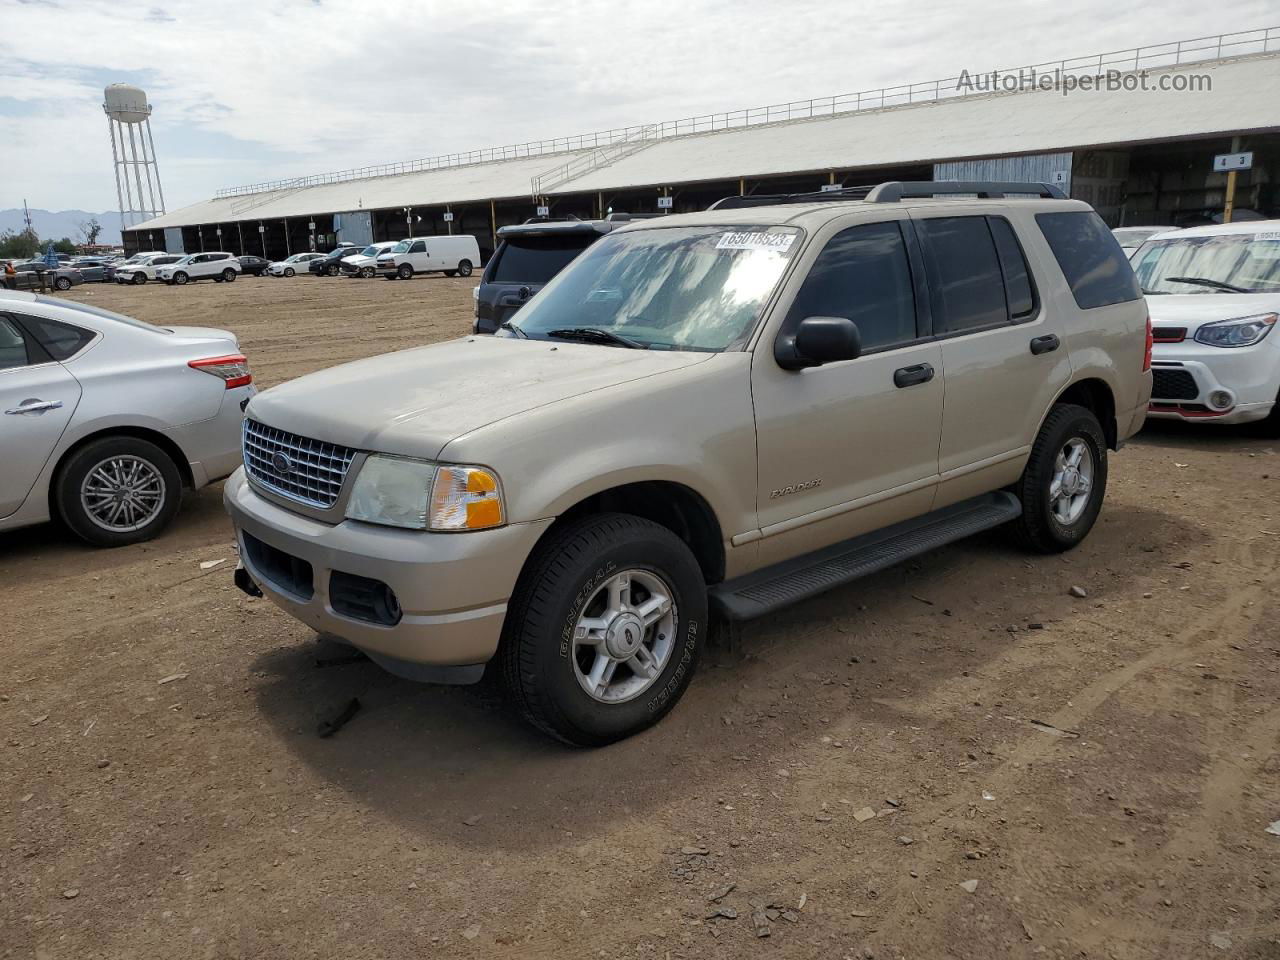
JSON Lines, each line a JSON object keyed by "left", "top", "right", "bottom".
{"left": 1143, "top": 315, "right": 1153, "bottom": 373}
{"left": 189, "top": 354, "right": 252, "bottom": 389}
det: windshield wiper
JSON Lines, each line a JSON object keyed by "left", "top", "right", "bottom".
{"left": 1166, "top": 276, "right": 1251, "bottom": 294}
{"left": 546, "top": 327, "right": 647, "bottom": 349}
{"left": 499, "top": 320, "right": 529, "bottom": 339}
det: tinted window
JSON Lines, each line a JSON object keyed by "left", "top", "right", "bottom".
{"left": 491, "top": 235, "right": 595, "bottom": 283}
{"left": 1037, "top": 211, "right": 1141, "bottom": 309}
{"left": 408, "top": 241, "right": 426, "bottom": 254}
{"left": 918, "top": 216, "right": 1007, "bottom": 334}
{"left": 786, "top": 221, "right": 917, "bottom": 351}
{"left": 0, "top": 317, "right": 29, "bottom": 370}
{"left": 989, "top": 217, "right": 1037, "bottom": 319}
{"left": 24, "top": 316, "right": 94, "bottom": 360}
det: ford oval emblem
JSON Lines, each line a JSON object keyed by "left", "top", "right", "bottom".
{"left": 272, "top": 451, "right": 293, "bottom": 475}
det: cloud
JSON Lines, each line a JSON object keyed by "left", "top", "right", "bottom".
{"left": 0, "top": 0, "right": 1274, "bottom": 210}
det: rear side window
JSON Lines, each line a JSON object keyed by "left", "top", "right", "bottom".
{"left": 917, "top": 216, "right": 1007, "bottom": 334}
{"left": 785, "top": 221, "right": 917, "bottom": 351}
{"left": 1036, "top": 211, "right": 1141, "bottom": 309}
{"left": 23, "top": 316, "right": 95, "bottom": 360}
{"left": 0, "top": 317, "right": 30, "bottom": 370}
{"left": 988, "top": 217, "right": 1038, "bottom": 319}
{"left": 490, "top": 235, "right": 594, "bottom": 284}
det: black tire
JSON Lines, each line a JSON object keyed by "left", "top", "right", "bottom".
{"left": 500, "top": 513, "right": 707, "bottom": 746}
{"left": 326, "top": 264, "right": 339, "bottom": 276}
{"left": 55, "top": 436, "right": 183, "bottom": 548}
{"left": 456, "top": 259, "right": 473, "bottom": 277}
{"left": 284, "top": 267, "right": 295, "bottom": 278}
{"left": 444, "top": 270, "right": 457, "bottom": 277}
{"left": 173, "top": 271, "right": 189, "bottom": 285}
{"left": 360, "top": 266, "right": 375, "bottom": 278}
{"left": 1253, "top": 390, "right": 1280, "bottom": 438}
{"left": 397, "top": 263, "right": 413, "bottom": 280}
{"left": 54, "top": 276, "right": 72, "bottom": 291}
{"left": 222, "top": 268, "right": 237, "bottom": 282}
{"left": 1011, "top": 403, "right": 1108, "bottom": 553}
{"left": 132, "top": 273, "right": 146, "bottom": 285}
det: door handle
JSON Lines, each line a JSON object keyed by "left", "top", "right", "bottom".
{"left": 893, "top": 363, "right": 935, "bottom": 388}
{"left": 1030, "top": 334, "right": 1060, "bottom": 355}
{"left": 5, "top": 399, "right": 63, "bottom": 415}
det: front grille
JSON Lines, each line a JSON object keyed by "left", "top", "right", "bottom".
{"left": 1151, "top": 367, "right": 1199, "bottom": 401}
{"left": 242, "top": 419, "right": 356, "bottom": 508}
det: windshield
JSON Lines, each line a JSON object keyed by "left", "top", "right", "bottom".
{"left": 1133, "top": 232, "right": 1280, "bottom": 294}
{"left": 173, "top": 256, "right": 193, "bottom": 265}
{"left": 390, "top": 241, "right": 410, "bottom": 254}
{"left": 492, "top": 235, "right": 594, "bottom": 283}
{"left": 509, "top": 225, "right": 801, "bottom": 351}
{"left": 359, "top": 245, "right": 380, "bottom": 256}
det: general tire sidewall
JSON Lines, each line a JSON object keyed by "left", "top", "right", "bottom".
{"left": 1036, "top": 412, "right": 1107, "bottom": 547}
{"left": 522, "top": 522, "right": 706, "bottom": 743}
{"left": 457, "top": 260, "right": 473, "bottom": 277}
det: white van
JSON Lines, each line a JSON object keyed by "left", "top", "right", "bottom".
{"left": 376, "top": 235, "right": 481, "bottom": 280}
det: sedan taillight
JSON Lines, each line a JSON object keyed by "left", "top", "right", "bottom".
{"left": 189, "top": 354, "right": 252, "bottom": 389}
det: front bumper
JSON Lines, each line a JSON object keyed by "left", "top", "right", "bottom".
{"left": 1148, "top": 339, "right": 1279, "bottom": 424}
{"left": 224, "top": 470, "right": 553, "bottom": 672}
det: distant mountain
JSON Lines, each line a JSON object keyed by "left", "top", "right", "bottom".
{"left": 0, "top": 209, "right": 124, "bottom": 246}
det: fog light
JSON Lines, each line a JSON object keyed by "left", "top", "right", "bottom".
{"left": 1208, "top": 390, "right": 1234, "bottom": 410}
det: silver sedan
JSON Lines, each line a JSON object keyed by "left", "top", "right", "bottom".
{"left": 0, "top": 290, "right": 252, "bottom": 546}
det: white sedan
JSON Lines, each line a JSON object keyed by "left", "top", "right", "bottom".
{"left": 0, "top": 290, "right": 253, "bottom": 546}
{"left": 267, "top": 253, "right": 325, "bottom": 277}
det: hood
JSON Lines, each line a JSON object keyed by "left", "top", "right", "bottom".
{"left": 1147, "top": 293, "right": 1280, "bottom": 334}
{"left": 247, "top": 336, "right": 714, "bottom": 460}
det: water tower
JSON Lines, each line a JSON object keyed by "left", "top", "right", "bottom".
{"left": 103, "top": 84, "right": 166, "bottom": 231}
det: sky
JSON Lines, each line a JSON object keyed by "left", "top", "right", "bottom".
{"left": 1, "top": 0, "right": 1275, "bottom": 215}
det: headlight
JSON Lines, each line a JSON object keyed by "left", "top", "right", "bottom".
{"left": 1193, "top": 313, "right": 1277, "bottom": 347}
{"left": 344, "top": 457, "right": 504, "bottom": 531}
{"left": 345, "top": 456, "right": 436, "bottom": 529}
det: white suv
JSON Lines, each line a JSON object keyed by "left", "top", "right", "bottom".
{"left": 157, "top": 252, "right": 241, "bottom": 285}
{"left": 1134, "top": 220, "right": 1280, "bottom": 434}
{"left": 115, "top": 253, "right": 185, "bottom": 285}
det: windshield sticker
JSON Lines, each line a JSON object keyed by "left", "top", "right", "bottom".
{"left": 716, "top": 232, "right": 796, "bottom": 252}
{"left": 1255, "top": 231, "right": 1280, "bottom": 241}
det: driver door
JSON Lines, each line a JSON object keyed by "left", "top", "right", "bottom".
{"left": 750, "top": 217, "right": 943, "bottom": 566}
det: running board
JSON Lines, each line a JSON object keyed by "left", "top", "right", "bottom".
{"left": 709, "top": 491, "right": 1021, "bottom": 621}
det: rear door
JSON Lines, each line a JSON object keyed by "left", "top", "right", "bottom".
{"left": 0, "top": 315, "right": 82, "bottom": 518}
{"left": 912, "top": 212, "right": 1071, "bottom": 506}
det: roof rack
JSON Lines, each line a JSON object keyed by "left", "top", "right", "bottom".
{"left": 709, "top": 180, "right": 1067, "bottom": 210}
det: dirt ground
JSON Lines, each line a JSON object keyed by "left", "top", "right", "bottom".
{"left": 3, "top": 274, "right": 1279, "bottom": 960}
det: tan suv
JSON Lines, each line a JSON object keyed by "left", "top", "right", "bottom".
{"left": 226, "top": 181, "right": 1152, "bottom": 746}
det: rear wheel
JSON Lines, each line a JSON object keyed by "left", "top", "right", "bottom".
{"left": 500, "top": 513, "right": 706, "bottom": 746}
{"left": 54, "top": 276, "right": 72, "bottom": 291}
{"left": 56, "top": 437, "right": 183, "bottom": 547}
{"left": 397, "top": 263, "right": 413, "bottom": 280}
{"left": 456, "top": 259, "right": 473, "bottom": 277}
{"left": 1011, "top": 403, "right": 1107, "bottom": 553}
{"left": 222, "top": 268, "right": 236, "bottom": 282}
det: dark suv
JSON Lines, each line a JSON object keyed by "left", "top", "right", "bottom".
{"left": 472, "top": 220, "right": 625, "bottom": 334}
{"left": 309, "top": 245, "right": 362, "bottom": 276}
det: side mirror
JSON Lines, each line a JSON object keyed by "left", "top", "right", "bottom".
{"left": 776, "top": 316, "right": 862, "bottom": 370}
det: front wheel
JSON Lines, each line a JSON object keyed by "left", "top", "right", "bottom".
{"left": 396, "top": 263, "right": 413, "bottom": 280}
{"left": 326, "top": 264, "right": 339, "bottom": 276}
{"left": 56, "top": 436, "right": 183, "bottom": 547}
{"left": 54, "top": 276, "right": 72, "bottom": 291}
{"left": 1011, "top": 403, "right": 1107, "bottom": 553}
{"left": 132, "top": 273, "right": 146, "bottom": 285}
{"left": 173, "top": 271, "right": 189, "bottom": 285}
{"left": 283, "top": 267, "right": 295, "bottom": 278}
{"left": 500, "top": 513, "right": 706, "bottom": 746}
{"left": 360, "top": 266, "right": 375, "bottom": 278}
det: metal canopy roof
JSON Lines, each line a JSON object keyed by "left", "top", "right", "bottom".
{"left": 130, "top": 42, "right": 1280, "bottom": 234}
